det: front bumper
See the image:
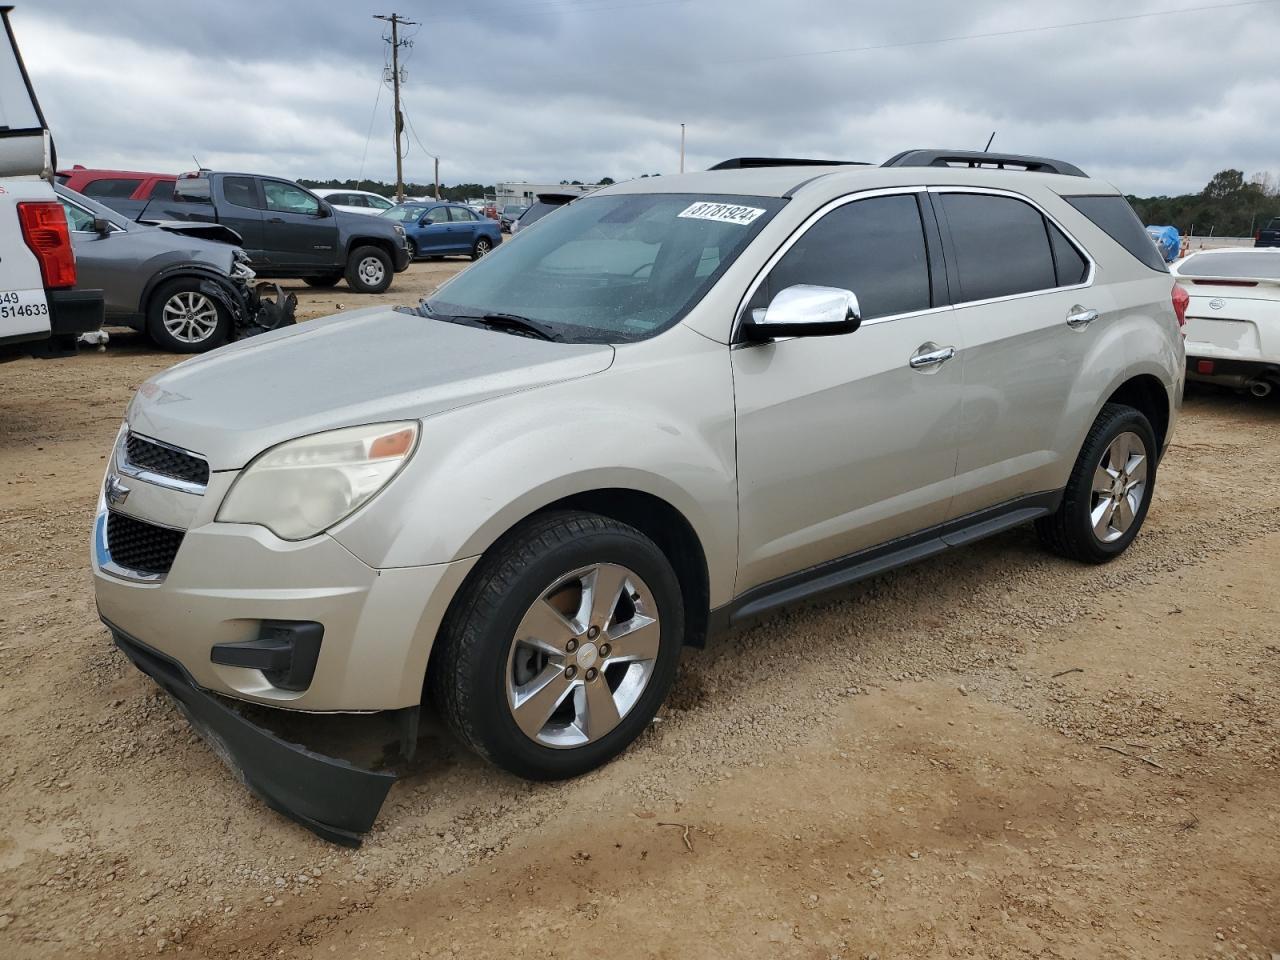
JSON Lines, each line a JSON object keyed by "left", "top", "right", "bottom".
{"left": 108, "top": 624, "right": 394, "bottom": 846}
{"left": 392, "top": 244, "right": 411, "bottom": 272}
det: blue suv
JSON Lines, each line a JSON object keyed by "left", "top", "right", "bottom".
{"left": 382, "top": 202, "right": 502, "bottom": 261}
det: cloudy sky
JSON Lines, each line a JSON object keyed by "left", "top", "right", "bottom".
{"left": 19, "top": 0, "right": 1280, "bottom": 196}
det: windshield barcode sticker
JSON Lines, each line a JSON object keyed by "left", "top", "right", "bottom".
{"left": 678, "top": 202, "right": 765, "bottom": 225}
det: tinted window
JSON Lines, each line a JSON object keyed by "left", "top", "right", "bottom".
{"left": 518, "top": 200, "right": 564, "bottom": 228}
{"left": 1065, "top": 195, "right": 1167, "bottom": 272}
{"left": 424, "top": 207, "right": 450, "bottom": 224}
{"left": 1048, "top": 221, "right": 1089, "bottom": 286}
{"left": 449, "top": 206, "right": 476, "bottom": 222}
{"left": 82, "top": 177, "right": 142, "bottom": 199}
{"left": 263, "top": 181, "right": 320, "bottom": 216}
{"left": 147, "top": 180, "right": 174, "bottom": 201}
{"left": 940, "top": 193, "right": 1056, "bottom": 301}
{"left": 223, "top": 176, "right": 260, "bottom": 210}
{"left": 1178, "top": 252, "right": 1280, "bottom": 280}
{"left": 752, "top": 194, "right": 931, "bottom": 321}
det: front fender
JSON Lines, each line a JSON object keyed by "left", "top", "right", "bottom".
{"left": 330, "top": 326, "right": 739, "bottom": 605}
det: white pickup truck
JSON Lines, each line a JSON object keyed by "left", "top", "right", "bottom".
{"left": 0, "top": 6, "right": 102, "bottom": 361}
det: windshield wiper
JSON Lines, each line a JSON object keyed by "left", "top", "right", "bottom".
{"left": 475, "top": 313, "right": 561, "bottom": 341}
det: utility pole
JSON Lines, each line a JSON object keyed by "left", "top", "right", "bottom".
{"left": 434, "top": 156, "right": 440, "bottom": 200}
{"left": 375, "top": 13, "right": 416, "bottom": 202}
{"left": 680, "top": 123, "right": 685, "bottom": 173}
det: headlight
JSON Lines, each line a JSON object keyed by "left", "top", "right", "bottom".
{"left": 217, "top": 422, "right": 418, "bottom": 540}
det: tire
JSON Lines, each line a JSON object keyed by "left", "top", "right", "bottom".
{"left": 344, "top": 245, "right": 393, "bottom": 293}
{"left": 303, "top": 274, "right": 342, "bottom": 288}
{"left": 1035, "top": 403, "right": 1159, "bottom": 563}
{"left": 145, "top": 278, "right": 230, "bottom": 353}
{"left": 470, "top": 236, "right": 493, "bottom": 261}
{"left": 405, "top": 238, "right": 418, "bottom": 260}
{"left": 429, "top": 511, "right": 684, "bottom": 781}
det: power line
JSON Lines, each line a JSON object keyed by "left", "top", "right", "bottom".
{"left": 355, "top": 69, "right": 386, "bottom": 192}
{"left": 401, "top": 105, "right": 441, "bottom": 200}
{"left": 717, "top": 0, "right": 1280, "bottom": 65}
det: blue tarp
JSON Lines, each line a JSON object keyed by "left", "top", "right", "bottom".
{"left": 1146, "top": 225, "right": 1181, "bottom": 263}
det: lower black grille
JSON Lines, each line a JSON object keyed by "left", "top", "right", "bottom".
{"left": 106, "top": 512, "right": 184, "bottom": 575}
{"left": 125, "top": 433, "right": 209, "bottom": 486}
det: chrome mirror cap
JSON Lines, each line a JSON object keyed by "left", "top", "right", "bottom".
{"left": 743, "top": 284, "right": 862, "bottom": 341}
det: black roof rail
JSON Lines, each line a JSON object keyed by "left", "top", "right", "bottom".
{"left": 709, "top": 157, "right": 868, "bottom": 170}
{"left": 882, "top": 149, "right": 1087, "bottom": 178}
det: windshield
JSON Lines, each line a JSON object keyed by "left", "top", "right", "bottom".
{"left": 1180, "top": 251, "right": 1280, "bottom": 280}
{"left": 428, "top": 192, "right": 784, "bottom": 343}
{"left": 382, "top": 205, "right": 426, "bottom": 222}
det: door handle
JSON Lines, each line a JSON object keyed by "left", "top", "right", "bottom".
{"left": 267, "top": 217, "right": 284, "bottom": 224}
{"left": 1066, "top": 305, "right": 1099, "bottom": 329}
{"left": 909, "top": 343, "right": 956, "bottom": 371}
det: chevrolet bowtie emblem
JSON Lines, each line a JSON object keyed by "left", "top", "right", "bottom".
{"left": 105, "top": 474, "right": 130, "bottom": 507}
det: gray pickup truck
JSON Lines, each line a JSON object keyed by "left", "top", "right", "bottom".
{"left": 135, "top": 171, "right": 411, "bottom": 293}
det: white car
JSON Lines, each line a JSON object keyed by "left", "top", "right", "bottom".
{"left": 1172, "top": 247, "right": 1280, "bottom": 396}
{"left": 0, "top": 7, "right": 102, "bottom": 360}
{"left": 313, "top": 189, "right": 395, "bottom": 217}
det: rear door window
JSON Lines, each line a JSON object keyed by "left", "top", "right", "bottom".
{"left": 450, "top": 206, "right": 477, "bottom": 222}
{"left": 751, "top": 193, "right": 932, "bottom": 321}
{"left": 82, "top": 177, "right": 142, "bottom": 200}
{"left": 223, "top": 176, "right": 260, "bottom": 210}
{"left": 1064, "top": 194, "right": 1167, "bottom": 272}
{"left": 939, "top": 193, "right": 1057, "bottom": 301}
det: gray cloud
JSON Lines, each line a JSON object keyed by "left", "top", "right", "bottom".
{"left": 20, "top": 0, "right": 1280, "bottom": 194}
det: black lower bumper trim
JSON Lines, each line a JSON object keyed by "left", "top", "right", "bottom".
{"left": 49, "top": 288, "right": 105, "bottom": 336}
{"left": 106, "top": 622, "right": 395, "bottom": 847}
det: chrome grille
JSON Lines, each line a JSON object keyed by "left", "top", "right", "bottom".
{"left": 106, "top": 512, "right": 184, "bottom": 575}
{"left": 124, "top": 433, "right": 209, "bottom": 487}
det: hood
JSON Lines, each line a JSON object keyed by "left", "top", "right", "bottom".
{"left": 335, "top": 209, "right": 399, "bottom": 236}
{"left": 127, "top": 307, "right": 615, "bottom": 470}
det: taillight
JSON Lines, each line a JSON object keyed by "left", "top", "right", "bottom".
{"left": 1171, "top": 282, "right": 1189, "bottom": 330}
{"left": 17, "top": 201, "right": 76, "bottom": 289}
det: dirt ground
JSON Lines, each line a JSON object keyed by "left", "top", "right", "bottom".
{"left": 1, "top": 263, "right": 1277, "bottom": 960}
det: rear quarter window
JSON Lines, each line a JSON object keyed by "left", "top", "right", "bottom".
{"left": 1064, "top": 194, "right": 1167, "bottom": 273}
{"left": 82, "top": 177, "right": 142, "bottom": 200}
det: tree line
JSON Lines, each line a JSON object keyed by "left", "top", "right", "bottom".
{"left": 1128, "top": 169, "right": 1280, "bottom": 238}
{"left": 298, "top": 177, "right": 616, "bottom": 203}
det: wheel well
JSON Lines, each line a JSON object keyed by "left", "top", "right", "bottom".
{"left": 1105, "top": 375, "right": 1170, "bottom": 450}
{"left": 347, "top": 237, "right": 394, "bottom": 261}
{"left": 535, "top": 489, "right": 712, "bottom": 648}
{"left": 140, "top": 270, "right": 225, "bottom": 320}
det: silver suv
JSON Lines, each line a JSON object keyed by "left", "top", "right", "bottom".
{"left": 92, "top": 150, "right": 1185, "bottom": 843}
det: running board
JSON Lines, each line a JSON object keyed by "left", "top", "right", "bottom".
{"left": 711, "top": 492, "right": 1060, "bottom": 632}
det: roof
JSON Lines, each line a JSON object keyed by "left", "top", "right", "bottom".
{"left": 58, "top": 166, "right": 174, "bottom": 180}
{"left": 598, "top": 163, "right": 1109, "bottom": 201}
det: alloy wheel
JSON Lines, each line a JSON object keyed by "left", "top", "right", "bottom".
{"left": 505, "top": 563, "right": 660, "bottom": 749}
{"left": 161, "top": 291, "right": 219, "bottom": 344}
{"left": 1090, "top": 430, "right": 1148, "bottom": 542}
{"left": 475, "top": 239, "right": 491, "bottom": 257}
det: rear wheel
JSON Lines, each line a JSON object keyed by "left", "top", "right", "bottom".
{"left": 430, "top": 511, "right": 684, "bottom": 780}
{"left": 345, "top": 246, "right": 393, "bottom": 293}
{"left": 1036, "top": 403, "right": 1158, "bottom": 563}
{"left": 471, "top": 236, "right": 493, "bottom": 260}
{"left": 145, "top": 279, "right": 230, "bottom": 353}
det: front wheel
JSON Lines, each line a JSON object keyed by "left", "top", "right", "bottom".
{"left": 146, "top": 279, "right": 230, "bottom": 353}
{"left": 429, "top": 511, "right": 684, "bottom": 780}
{"left": 1036, "top": 403, "right": 1158, "bottom": 563}
{"left": 345, "top": 246, "right": 393, "bottom": 293}
{"left": 405, "top": 238, "right": 418, "bottom": 260}
{"left": 471, "top": 236, "right": 493, "bottom": 261}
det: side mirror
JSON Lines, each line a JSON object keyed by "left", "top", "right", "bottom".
{"left": 92, "top": 217, "right": 112, "bottom": 238}
{"left": 315, "top": 202, "right": 332, "bottom": 218}
{"left": 741, "top": 284, "right": 862, "bottom": 341}
{"left": 419, "top": 213, "right": 433, "bottom": 226}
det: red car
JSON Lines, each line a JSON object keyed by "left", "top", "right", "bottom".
{"left": 55, "top": 166, "right": 177, "bottom": 219}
